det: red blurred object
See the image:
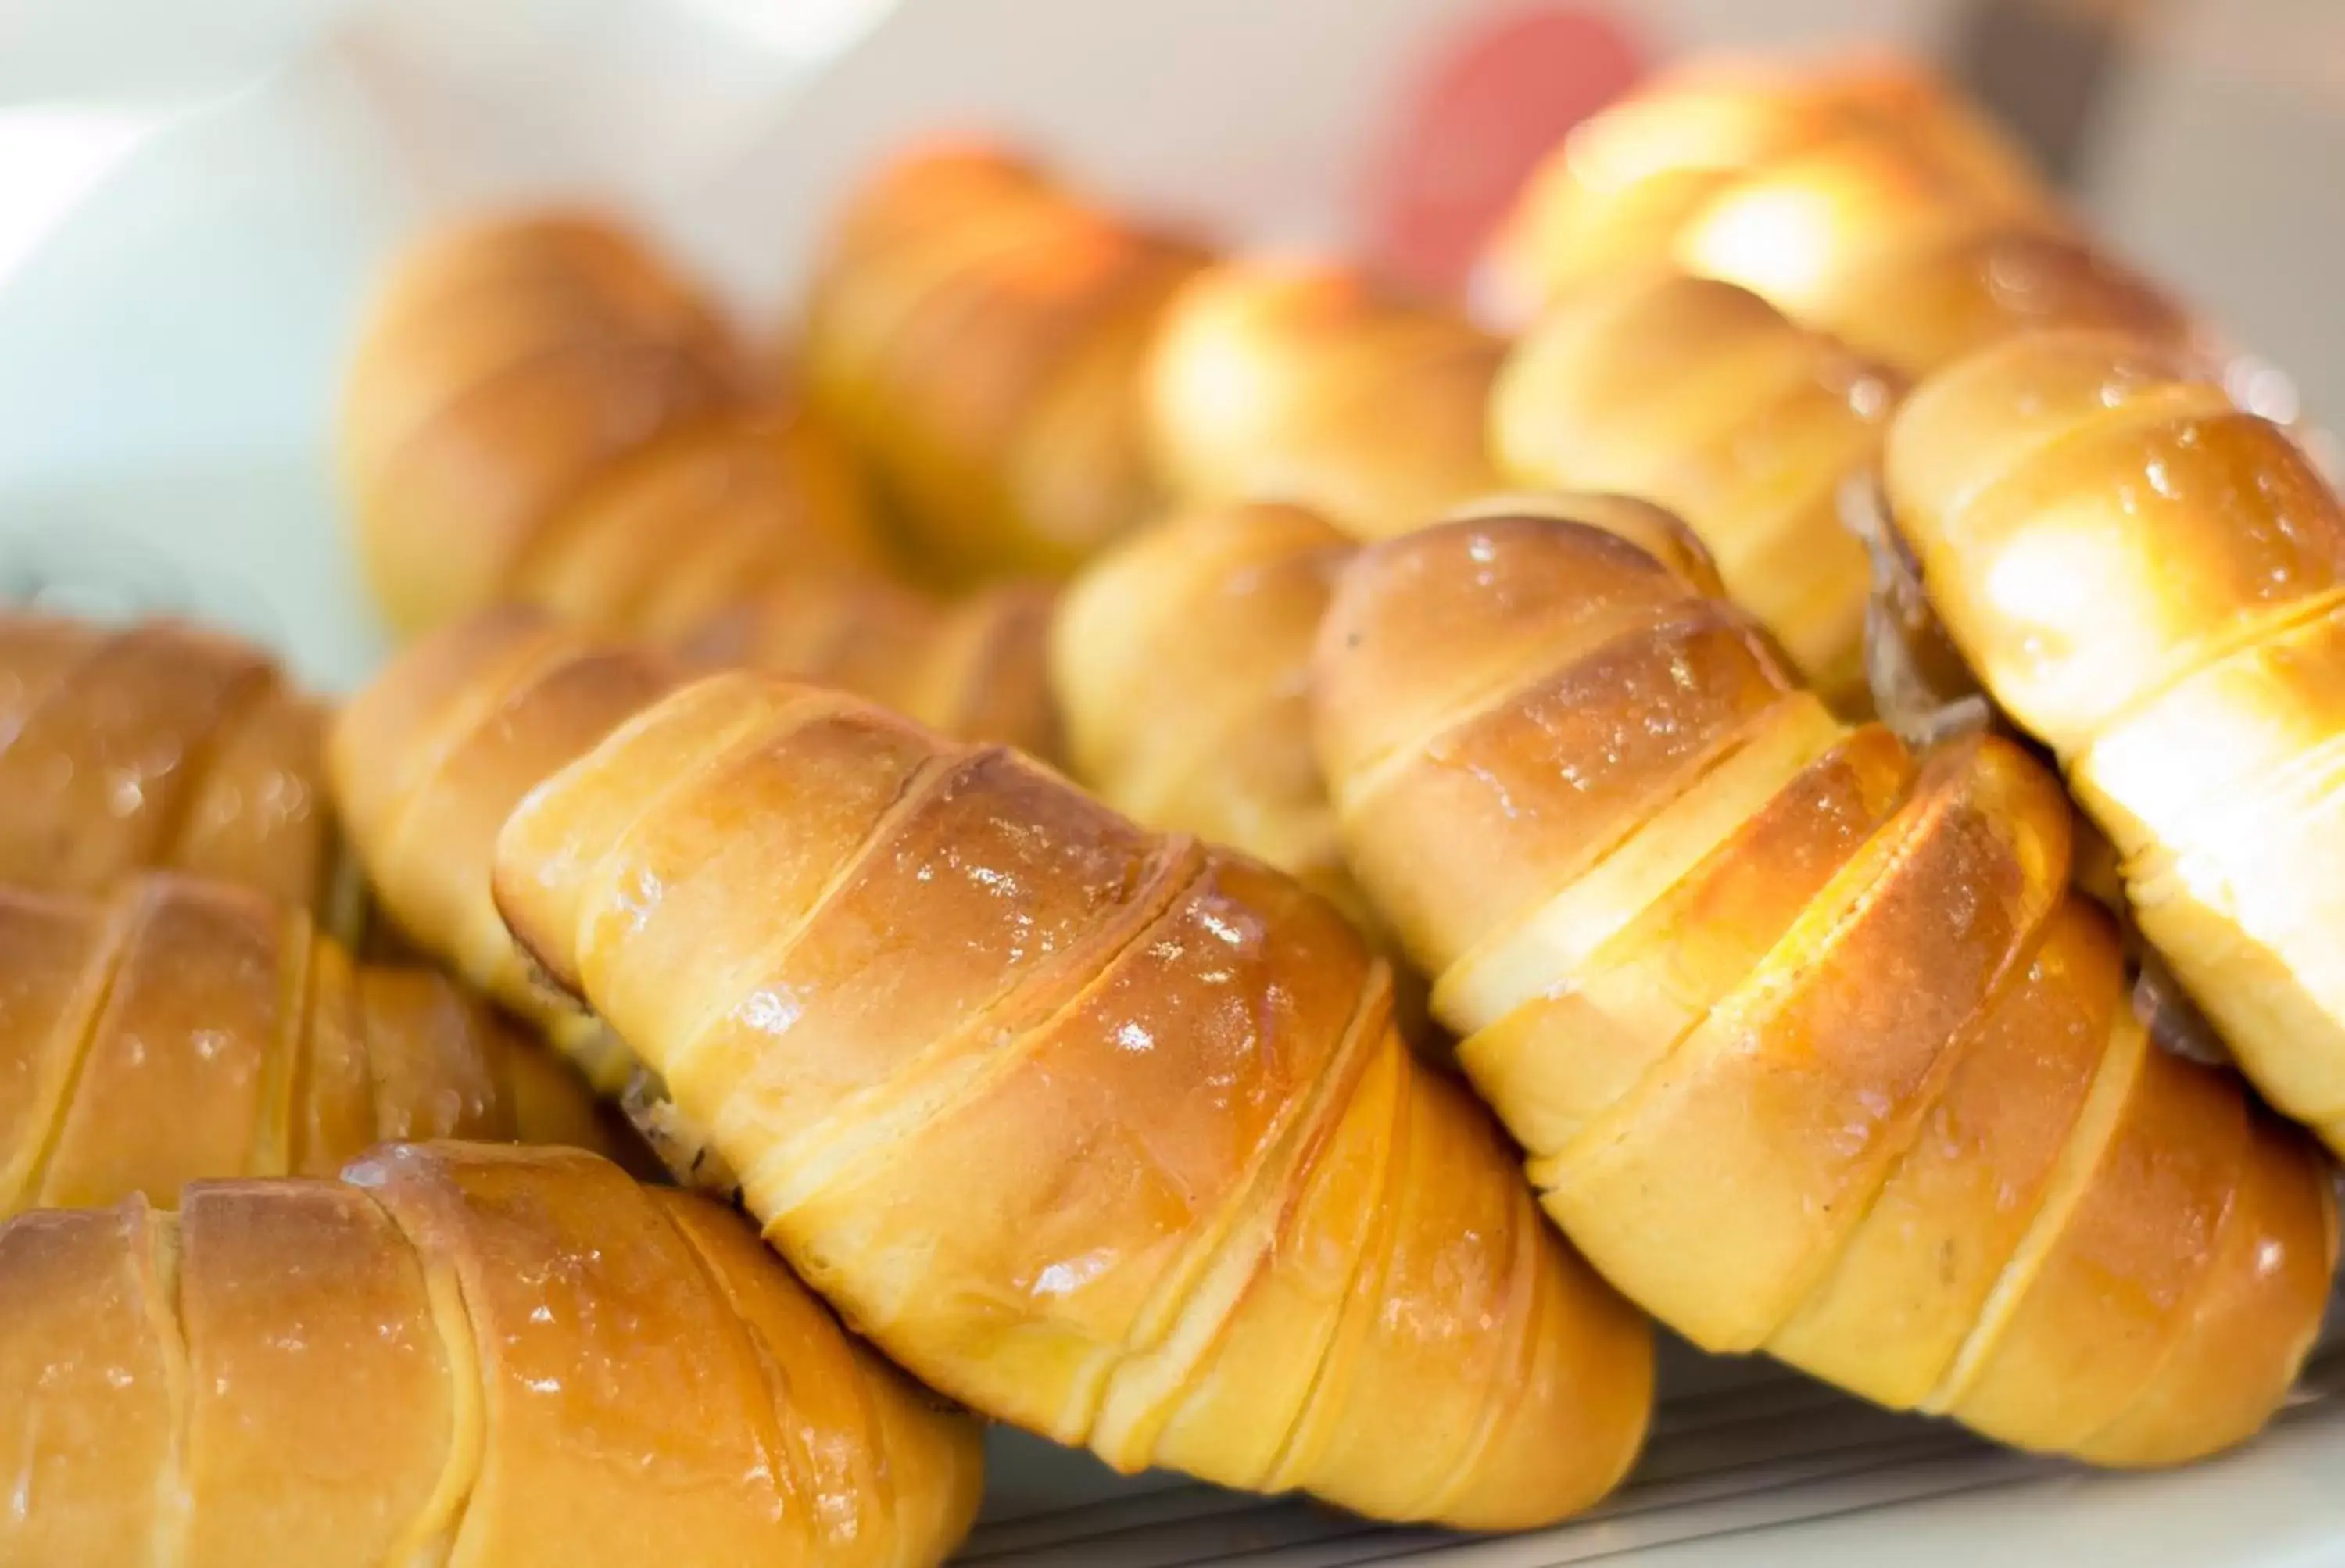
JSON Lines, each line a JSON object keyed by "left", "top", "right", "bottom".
{"left": 1362, "top": 5, "right": 1649, "bottom": 295}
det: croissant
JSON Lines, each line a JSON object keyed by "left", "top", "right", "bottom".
{"left": 0, "top": 612, "right": 355, "bottom": 922}
{"left": 1491, "top": 269, "right": 1892, "bottom": 703}
{"left": 346, "top": 210, "right": 888, "bottom": 635}
{"left": 802, "top": 141, "right": 1208, "bottom": 582}
{"left": 682, "top": 573, "right": 1062, "bottom": 761}
{"left": 0, "top": 1140, "right": 983, "bottom": 1566}
{"left": 329, "top": 609, "right": 688, "bottom": 1093}
{"left": 1144, "top": 259, "right": 1507, "bottom": 539}
{"left": 1311, "top": 503, "right": 2336, "bottom": 1466}
{"left": 0, "top": 871, "right": 610, "bottom": 1219}
{"left": 485, "top": 668, "right": 1654, "bottom": 1528}
{"left": 1886, "top": 330, "right": 2345, "bottom": 1155}
{"left": 1480, "top": 53, "right": 2051, "bottom": 324}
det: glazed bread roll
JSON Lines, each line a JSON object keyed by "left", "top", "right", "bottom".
{"left": 1052, "top": 501, "right": 1365, "bottom": 918}
{"left": 1144, "top": 259, "right": 1507, "bottom": 539}
{"left": 1664, "top": 138, "right": 2189, "bottom": 379}
{"left": 0, "top": 1140, "right": 983, "bottom": 1567}
{"left": 1051, "top": 494, "right": 1706, "bottom": 983}
{"left": 1311, "top": 504, "right": 2336, "bottom": 1466}
{"left": 486, "top": 670, "right": 1654, "bottom": 1528}
{"left": 0, "top": 872, "right": 609, "bottom": 1219}
{"left": 1887, "top": 331, "right": 2345, "bottom": 1154}
{"left": 329, "top": 610, "right": 689, "bottom": 1093}
{"left": 1482, "top": 53, "right": 2050, "bottom": 324}
{"left": 0, "top": 613, "right": 352, "bottom": 922}
{"left": 1484, "top": 58, "right": 2186, "bottom": 381}
{"left": 346, "top": 210, "right": 887, "bottom": 635}
{"left": 683, "top": 574, "right": 1062, "bottom": 761}
{"left": 329, "top": 599, "right": 1064, "bottom": 1098}
{"left": 1491, "top": 270, "right": 1892, "bottom": 703}
{"left": 802, "top": 141, "right": 1209, "bottom": 582}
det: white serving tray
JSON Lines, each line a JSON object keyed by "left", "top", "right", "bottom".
{"left": 5, "top": 4, "right": 2345, "bottom": 1561}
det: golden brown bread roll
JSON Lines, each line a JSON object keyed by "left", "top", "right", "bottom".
{"left": 1144, "top": 259, "right": 1507, "bottom": 539}
{"left": 0, "top": 872, "right": 609, "bottom": 1218}
{"left": 1486, "top": 54, "right": 2191, "bottom": 381}
{"left": 1481, "top": 53, "right": 2052, "bottom": 326}
{"left": 1052, "top": 500, "right": 1363, "bottom": 917}
{"left": 485, "top": 668, "right": 1654, "bottom": 1527}
{"left": 1051, "top": 495, "right": 1707, "bottom": 1049}
{"left": 683, "top": 572, "right": 1062, "bottom": 761}
{"left": 346, "top": 210, "right": 888, "bottom": 635}
{"left": 500, "top": 404, "right": 891, "bottom": 639}
{"left": 0, "top": 613, "right": 352, "bottom": 921}
{"left": 0, "top": 1140, "right": 983, "bottom": 1566}
{"left": 1664, "top": 137, "right": 2190, "bottom": 379}
{"left": 1491, "top": 269, "right": 1892, "bottom": 702}
{"left": 329, "top": 598, "right": 1064, "bottom": 1099}
{"left": 1311, "top": 503, "right": 2337, "bottom": 1466}
{"left": 802, "top": 140, "right": 1209, "bottom": 583}
{"left": 329, "top": 609, "right": 688, "bottom": 1093}
{"left": 1887, "top": 330, "right": 2345, "bottom": 1154}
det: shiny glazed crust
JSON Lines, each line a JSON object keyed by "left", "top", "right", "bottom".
{"left": 1491, "top": 270, "right": 1890, "bottom": 701}
{"left": 1312, "top": 507, "right": 2336, "bottom": 1466}
{"left": 1144, "top": 259, "right": 1507, "bottom": 540}
{"left": 486, "top": 670, "right": 1654, "bottom": 1529}
{"left": 331, "top": 596, "right": 1063, "bottom": 1097}
{"left": 0, "top": 614, "right": 345, "bottom": 917}
{"left": 0, "top": 1140, "right": 983, "bottom": 1566}
{"left": 801, "top": 140, "right": 1208, "bottom": 582}
{"left": 1050, "top": 494, "right": 1707, "bottom": 1037}
{"left": 0, "top": 872, "right": 609, "bottom": 1219}
{"left": 1888, "top": 330, "right": 2345, "bottom": 1153}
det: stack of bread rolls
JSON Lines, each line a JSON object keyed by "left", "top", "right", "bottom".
{"left": 5, "top": 44, "right": 2342, "bottom": 1568}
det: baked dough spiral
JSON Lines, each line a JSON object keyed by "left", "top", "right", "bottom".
{"left": 1312, "top": 501, "right": 2336, "bottom": 1466}
{"left": 0, "top": 1140, "right": 983, "bottom": 1566}
{"left": 488, "top": 667, "right": 1654, "bottom": 1528}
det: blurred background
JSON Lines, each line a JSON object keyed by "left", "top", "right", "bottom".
{"left": 0, "top": 0, "right": 2332, "bottom": 678}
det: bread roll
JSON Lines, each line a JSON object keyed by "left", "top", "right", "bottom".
{"left": 1491, "top": 270, "right": 1892, "bottom": 702}
{"left": 331, "top": 593, "right": 1065, "bottom": 1101}
{"left": 684, "top": 573, "right": 1062, "bottom": 761}
{"left": 346, "top": 211, "right": 886, "bottom": 635}
{"left": 1312, "top": 503, "right": 2336, "bottom": 1466}
{"left": 0, "top": 613, "right": 349, "bottom": 921}
{"left": 329, "top": 610, "right": 688, "bottom": 1092}
{"left": 0, "top": 1140, "right": 982, "bottom": 1566}
{"left": 1887, "top": 330, "right": 2345, "bottom": 1154}
{"left": 1053, "top": 501, "right": 1365, "bottom": 917}
{"left": 1051, "top": 495, "right": 1709, "bottom": 1047}
{"left": 1483, "top": 53, "right": 2049, "bottom": 322}
{"left": 1144, "top": 259, "right": 1506, "bottom": 539}
{"left": 1484, "top": 56, "right": 2186, "bottom": 380}
{"left": 1667, "top": 138, "right": 2189, "bottom": 378}
{"left": 0, "top": 872, "right": 609, "bottom": 1218}
{"left": 802, "top": 141, "right": 1208, "bottom": 582}
{"left": 486, "top": 668, "right": 1653, "bottom": 1527}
